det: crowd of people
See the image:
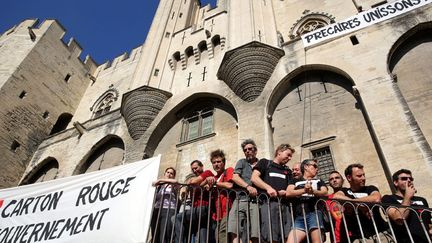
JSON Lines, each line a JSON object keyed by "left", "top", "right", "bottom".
{"left": 150, "top": 139, "right": 432, "bottom": 243}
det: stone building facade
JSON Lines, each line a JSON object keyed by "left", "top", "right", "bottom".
{"left": 1, "top": 0, "right": 431, "bottom": 200}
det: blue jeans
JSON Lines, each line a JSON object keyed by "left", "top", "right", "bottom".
{"left": 174, "top": 206, "right": 214, "bottom": 243}
{"left": 293, "top": 210, "right": 324, "bottom": 232}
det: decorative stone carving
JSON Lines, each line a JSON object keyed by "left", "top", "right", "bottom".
{"left": 121, "top": 86, "right": 172, "bottom": 140}
{"left": 289, "top": 12, "right": 335, "bottom": 39}
{"left": 217, "top": 41, "right": 284, "bottom": 102}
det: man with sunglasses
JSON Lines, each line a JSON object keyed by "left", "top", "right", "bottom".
{"left": 286, "top": 159, "right": 328, "bottom": 243}
{"left": 228, "top": 139, "right": 259, "bottom": 243}
{"left": 382, "top": 169, "right": 432, "bottom": 242}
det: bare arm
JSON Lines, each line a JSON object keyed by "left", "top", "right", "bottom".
{"left": 152, "top": 178, "right": 178, "bottom": 186}
{"left": 386, "top": 185, "right": 417, "bottom": 225}
{"left": 332, "top": 190, "right": 380, "bottom": 203}
{"left": 232, "top": 174, "right": 258, "bottom": 196}
{"left": 332, "top": 190, "right": 353, "bottom": 201}
{"left": 217, "top": 181, "right": 233, "bottom": 189}
{"left": 351, "top": 191, "right": 381, "bottom": 203}
{"left": 251, "top": 170, "right": 277, "bottom": 197}
{"left": 286, "top": 184, "right": 307, "bottom": 197}
{"left": 313, "top": 186, "right": 328, "bottom": 197}
{"left": 189, "top": 176, "right": 204, "bottom": 185}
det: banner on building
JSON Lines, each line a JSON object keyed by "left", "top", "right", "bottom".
{"left": 0, "top": 155, "right": 161, "bottom": 243}
{"left": 302, "top": 0, "right": 431, "bottom": 47}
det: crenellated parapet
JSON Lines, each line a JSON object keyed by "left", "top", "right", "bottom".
{"left": 0, "top": 19, "right": 97, "bottom": 72}
{"left": 94, "top": 45, "right": 143, "bottom": 77}
{"left": 121, "top": 86, "right": 172, "bottom": 140}
{"left": 217, "top": 41, "right": 284, "bottom": 102}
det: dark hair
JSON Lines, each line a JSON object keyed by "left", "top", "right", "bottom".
{"left": 329, "top": 170, "right": 342, "bottom": 177}
{"left": 344, "top": 163, "right": 364, "bottom": 177}
{"left": 300, "top": 159, "right": 317, "bottom": 174}
{"left": 165, "top": 167, "right": 176, "bottom": 177}
{"left": 274, "top": 144, "right": 295, "bottom": 157}
{"left": 210, "top": 149, "right": 226, "bottom": 163}
{"left": 190, "top": 160, "right": 203, "bottom": 167}
{"left": 241, "top": 139, "right": 257, "bottom": 150}
{"left": 392, "top": 169, "right": 412, "bottom": 182}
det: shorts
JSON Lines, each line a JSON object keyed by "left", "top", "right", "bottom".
{"left": 227, "top": 199, "right": 259, "bottom": 239}
{"left": 293, "top": 210, "right": 324, "bottom": 232}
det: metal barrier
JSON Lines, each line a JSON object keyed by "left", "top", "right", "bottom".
{"left": 149, "top": 184, "right": 432, "bottom": 243}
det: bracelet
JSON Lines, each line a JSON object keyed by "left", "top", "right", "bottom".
{"left": 245, "top": 185, "right": 250, "bottom": 189}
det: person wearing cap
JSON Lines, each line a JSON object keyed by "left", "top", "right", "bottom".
{"left": 286, "top": 159, "right": 328, "bottom": 243}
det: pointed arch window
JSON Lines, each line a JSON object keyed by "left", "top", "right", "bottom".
{"left": 91, "top": 90, "right": 119, "bottom": 118}
{"left": 297, "top": 19, "right": 327, "bottom": 36}
{"left": 289, "top": 13, "right": 335, "bottom": 40}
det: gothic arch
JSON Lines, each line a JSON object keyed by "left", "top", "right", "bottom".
{"left": 267, "top": 66, "right": 390, "bottom": 187}
{"left": 90, "top": 89, "right": 119, "bottom": 118}
{"left": 289, "top": 12, "right": 335, "bottom": 40}
{"left": 49, "top": 112, "right": 73, "bottom": 135}
{"left": 73, "top": 135, "right": 125, "bottom": 175}
{"left": 387, "top": 22, "right": 432, "bottom": 150}
{"left": 146, "top": 93, "right": 238, "bottom": 178}
{"left": 211, "top": 35, "right": 221, "bottom": 47}
{"left": 198, "top": 40, "right": 209, "bottom": 60}
{"left": 21, "top": 157, "right": 59, "bottom": 185}
{"left": 267, "top": 65, "right": 354, "bottom": 115}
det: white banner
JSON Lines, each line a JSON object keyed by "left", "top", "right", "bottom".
{"left": 0, "top": 156, "right": 161, "bottom": 243}
{"left": 302, "top": 0, "right": 432, "bottom": 47}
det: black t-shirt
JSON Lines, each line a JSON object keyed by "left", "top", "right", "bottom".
{"left": 253, "top": 158, "right": 292, "bottom": 193}
{"left": 381, "top": 194, "right": 431, "bottom": 242}
{"left": 290, "top": 178, "right": 327, "bottom": 216}
{"left": 339, "top": 186, "right": 388, "bottom": 240}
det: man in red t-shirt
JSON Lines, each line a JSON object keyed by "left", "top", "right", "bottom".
{"left": 191, "top": 149, "right": 234, "bottom": 243}
{"left": 175, "top": 160, "right": 213, "bottom": 243}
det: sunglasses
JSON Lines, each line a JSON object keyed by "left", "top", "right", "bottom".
{"left": 399, "top": 176, "right": 414, "bottom": 181}
{"left": 243, "top": 147, "right": 255, "bottom": 152}
{"left": 308, "top": 163, "right": 318, "bottom": 168}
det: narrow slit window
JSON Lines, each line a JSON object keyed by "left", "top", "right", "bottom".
{"left": 64, "top": 74, "right": 71, "bottom": 82}
{"left": 19, "top": 91, "right": 27, "bottom": 99}
{"left": 350, "top": 35, "right": 359, "bottom": 45}
{"left": 43, "top": 111, "right": 49, "bottom": 119}
{"left": 11, "top": 140, "right": 20, "bottom": 152}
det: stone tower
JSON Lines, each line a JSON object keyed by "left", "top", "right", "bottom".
{"left": 1, "top": 0, "right": 432, "bottom": 202}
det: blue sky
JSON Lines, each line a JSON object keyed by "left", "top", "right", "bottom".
{"left": 1, "top": 0, "right": 217, "bottom": 65}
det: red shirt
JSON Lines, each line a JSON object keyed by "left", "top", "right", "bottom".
{"left": 201, "top": 167, "right": 234, "bottom": 221}
{"left": 192, "top": 170, "right": 214, "bottom": 207}
{"left": 327, "top": 194, "right": 343, "bottom": 243}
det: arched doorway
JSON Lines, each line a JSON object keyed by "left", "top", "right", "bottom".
{"left": 148, "top": 94, "right": 238, "bottom": 180}
{"left": 22, "top": 157, "right": 59, "bottom": 184}
{"left": 268, "top": 68, "right": 388, "bottom": 187}
{"left": 389, "top": 23, "right": 432, "bottom": 147}
{"left": 49, "top": 113, "right": 73, "bottom": 135}
{"left": 74, "top": 136, "right": 125, "bottom": 174}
